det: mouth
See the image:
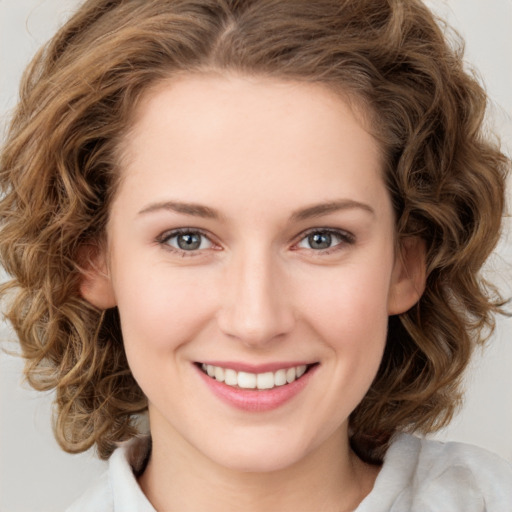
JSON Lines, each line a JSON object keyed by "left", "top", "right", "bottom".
{"left": 196, "top": 362, "right": 317, "bottom": 391}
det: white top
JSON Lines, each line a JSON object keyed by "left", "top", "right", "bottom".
{"left": 66, "top": 433, "right": 512, "bottom": 512}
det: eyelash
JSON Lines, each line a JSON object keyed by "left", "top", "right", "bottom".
{"left": 294, "top": 228, "right": 356, "bottom": 255}
{"left": 157, "top": 227, "right": 356, "bottom": 257}
{"left": 157, "top": 228, "right": 216, "bottom": 257}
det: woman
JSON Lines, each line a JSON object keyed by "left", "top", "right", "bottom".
{"left": 1, "top": 1, "right": 511, "bottom": 510}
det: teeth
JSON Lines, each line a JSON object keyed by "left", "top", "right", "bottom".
{"left": 238, "top": 371, "right": 257, "bottom": 389}
{"left": 274, "top": 369, "right": 287, "bottom": 386}
{"left": 200, "top": 363, "right": 310, "bottom": 389}
{"left": 225, "top": 368, "right": 237, "bottom": 386}
{"left": 256, "top": 372, "right": 274, "bottom": 390}
{"left": 214, "top": 366, "right": 225, "bottom": 382}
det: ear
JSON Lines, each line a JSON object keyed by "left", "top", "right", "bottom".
{"left": 78, "top": 244, "right": 117, "bottom": 309}
{"left": 387, "top": 237, "right": 426, "bottom": 315}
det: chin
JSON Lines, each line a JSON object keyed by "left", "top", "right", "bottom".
{"left": 202, "top": 436, "right": 314, "bottom": 474}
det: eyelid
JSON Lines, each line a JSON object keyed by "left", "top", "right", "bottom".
{"left": 292, "top": 227, "right": 356, "bottom": 252}
{"left": 157, "top": 227, "right": 218, "bottom": 255}
{"left": 156, "top": 226, "right": 355, "bottom": 256}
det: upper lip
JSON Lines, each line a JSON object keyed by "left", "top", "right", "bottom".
{"left": 197, "top": 361, "right": 317, "bottom": 373}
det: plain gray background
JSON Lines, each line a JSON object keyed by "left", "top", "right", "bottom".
{"left": 1, "top": 1, "right": 511, "bottom": 511}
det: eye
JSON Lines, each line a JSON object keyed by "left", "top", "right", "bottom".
{"left": 296, "top": 229, "right": 354, "bottom": 252}
{"left": 159, "top": 229, "right": 214, "bottom": 252}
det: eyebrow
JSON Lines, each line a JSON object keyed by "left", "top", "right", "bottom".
{"left": 138, "top": 201, "right": 221, "bottom": 219}
{"left": 290, "top": 199, "right": 375, "bottom": 222}
{"left": 138, "top": 199, "right": 375, "bottom": 221}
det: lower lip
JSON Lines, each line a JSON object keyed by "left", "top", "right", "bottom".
{"left": 196, "top": 365, "right": 318, "bottom": 412}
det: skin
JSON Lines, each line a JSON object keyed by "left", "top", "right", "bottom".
{"left": 82, "top": 74, "right": 425, "bottom": 512}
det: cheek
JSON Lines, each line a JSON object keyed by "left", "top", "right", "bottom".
{"left": 113, "top": 262, "right": 217, "bottom": 354}
{"left": 298, "top": 258, "right": 392, "bottom": 360}
{"left": 113, "top": 266, "right": 219, "bottom": 396}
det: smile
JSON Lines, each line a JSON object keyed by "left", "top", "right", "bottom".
{"left": 199, "top": 363, "right": 312, "bottom": 390}
{"left": 196, "top": 361, "right": 319, "bottom": 411}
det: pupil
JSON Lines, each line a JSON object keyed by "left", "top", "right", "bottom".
{"left": 178, "top": 233, "right": 201, "bottom": 250}
{"left": 309, "top": 232, "right": 331, "bottom": 249}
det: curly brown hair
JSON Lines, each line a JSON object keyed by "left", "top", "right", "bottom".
{"left": 0, "top": 0, "right": 509, "bottom": 463}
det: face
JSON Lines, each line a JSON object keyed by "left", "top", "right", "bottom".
{"left": 83, "top": 74, "right": 423, "bottom": 473}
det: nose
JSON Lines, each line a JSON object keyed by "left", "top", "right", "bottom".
{"left": 216, "top": 248, "right": 296, "bottom": 348}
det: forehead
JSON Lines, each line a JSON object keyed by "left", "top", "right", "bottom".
{"left": 114, "top": 73, "right": 388, "bottom": 218}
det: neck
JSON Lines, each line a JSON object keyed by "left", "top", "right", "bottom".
{"left": 138, "top": 419, "right": 379, "bottom": 512}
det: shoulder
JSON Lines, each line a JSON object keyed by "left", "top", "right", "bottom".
{"left": 65, "top": 470, "right": 113, "bottom": 512}
{"left": 407, "top": 434, "right": 512, "bottom": 479}
{"left": 65, "top": 436, "right": 155, "bottom": 512}
{"left": 357, "top": 434, "right": 512, "bottom": 512}
{"left": 407, "top": 434, "right": 512, "bottom": 509}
